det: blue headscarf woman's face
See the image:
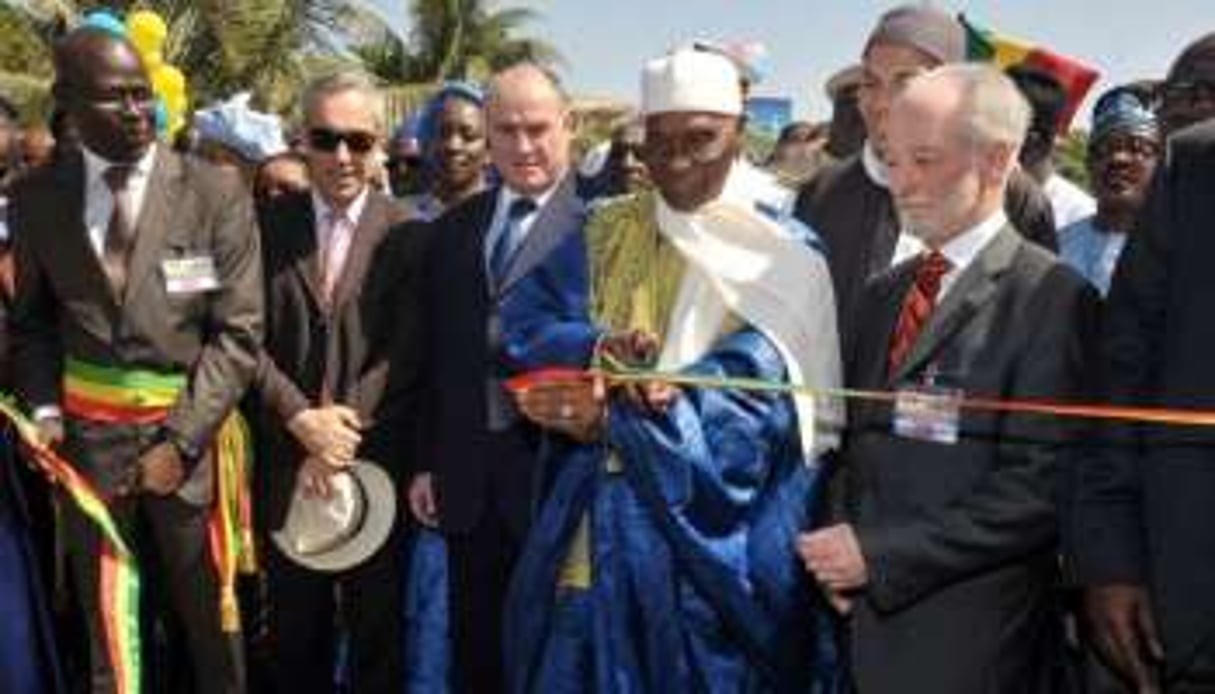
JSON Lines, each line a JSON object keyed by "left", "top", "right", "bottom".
{"left": 425, "top": 95, "right": 488, "bottom": 192}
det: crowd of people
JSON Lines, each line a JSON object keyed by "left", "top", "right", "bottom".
{"left": 2, "top": 4, "right": 1215, "bottom": 694}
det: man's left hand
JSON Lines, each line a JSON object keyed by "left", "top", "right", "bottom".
{"left": 798, "top": 523, "right": 869, "bottom": 591}
{"left": 137, "top": 441, "right": 186, "bottom": 495}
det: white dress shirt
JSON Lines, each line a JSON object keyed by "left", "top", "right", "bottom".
{"left": 932, "top": 210, "right": 1008, "bottom": 301}
{"left": 81, "top": 145, "right": 158, "bottom": 259}
{"left": 34, "top": 146, "right": 159, "bottom": 422}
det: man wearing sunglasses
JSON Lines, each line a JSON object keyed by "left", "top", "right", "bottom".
{"left": 253, "top": 71, "right": 419, "bottom": 693}
{"left": 9, "top": 27, "right": 262, "bottom": 693}
{"left": 409, "top": 62, "right": 583, "bottom": 693}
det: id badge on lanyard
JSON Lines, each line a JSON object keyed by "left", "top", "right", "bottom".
{"left": 893, "top": 366, "right": 963, "bottom": 445}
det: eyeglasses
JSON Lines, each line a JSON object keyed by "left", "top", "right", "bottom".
{"left": 307, "top": 127, "right": 378, "bottom": 154}
{"left": 83, "top": 85, "right": 157, "bottom": 112}
{"left": 1090, "top": 134, "right": 1161, "bottom": 162}
{"left": 643, "top": 127, "right": 734, "bottom": 166}
{"left": 1160, "top": 80, "right": 1215, "bottom": 110}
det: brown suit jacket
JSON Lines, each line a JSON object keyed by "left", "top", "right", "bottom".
{"left": 8, "top": 146, "right": 264, "bottom": 501}
{"left": 254, "top": 189, "right": 422, "bottom": 530}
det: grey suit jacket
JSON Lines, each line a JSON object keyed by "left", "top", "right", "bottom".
{"left": 8, "top": 147, "right": 264, "bottom": 501}
{"left": 838, "top": 226, "right": 1098, "bottom": 693}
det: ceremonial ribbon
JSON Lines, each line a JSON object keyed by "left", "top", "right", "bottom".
{"left": 506, "top": 367, "right": 1215, "bottom": 428}
{"left": 55, "top": 358, "right": 256, "bottom": 691}
{"left": 0, "top": 397, "right": 143, "bottom": 694}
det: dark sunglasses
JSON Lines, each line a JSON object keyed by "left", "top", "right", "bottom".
{"left": 307, "top": 127, "right": 378, "bottom": 154}
{"left": 1160, "top": 80, "right": 1215, "bottom": 109}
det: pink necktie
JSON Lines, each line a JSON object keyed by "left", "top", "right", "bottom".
{"left": 320, "top": 211, "right": 354, "bottom": 306}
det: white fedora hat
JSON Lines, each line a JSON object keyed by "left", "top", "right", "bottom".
{"left": 272, "top": 460, "right": 397, "bottom": 573}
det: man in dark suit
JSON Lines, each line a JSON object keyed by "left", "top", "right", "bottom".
{"left": 9, "top": 28, "right": 262, "bottom": 693}
{"left": 253, "top": 71, "right": 419, "bottom": 693}
{"left": 793, "top": 5, "right": 1057, "bottom": 337}
{"left": 799, "top": 65, "right": 1097, "bottom": 693}
{"left": 1071, "top": 119, "right": 1215, "bottom": 693}
{"left": 408, "top": 62, "right": 584, "bottom": 693}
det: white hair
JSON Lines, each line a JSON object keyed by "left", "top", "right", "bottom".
{"left": 301, "top": 70, "right": 385, "bottom": 134}
{"left": 923, "top": 63, "right": 1033, "bottom": 153}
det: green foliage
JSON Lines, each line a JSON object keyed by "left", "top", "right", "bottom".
{"left": 0, "top": 0, "right": 559, "bottom": 127}
{"left": 1054, "top": 129, "right": 1091, "bottom": 191}
{"left": 356, "top": 0, "right": 561, "bottom": 86}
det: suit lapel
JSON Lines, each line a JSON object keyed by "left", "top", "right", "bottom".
{"left": 122, "top": 148, "right": 181, "bottom": 307}
{"left": 329, "top": 192, "right": 391, "bottom": 311}
{"left": 864, "top": 267, "right": 915, "bottom": 387}
{"left": 287, "top": 196, "right": 324, "bottom": 309}
{"left": 499, "top": 176, "right": 582, "bottom": 294}
{"left": 49, "top": 152, "right": 118, "bottom": 310}
{"left": 891, "top": 227, "right": 1022, "bottom": 383}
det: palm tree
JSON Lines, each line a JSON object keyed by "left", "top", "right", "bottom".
{"left": 357, "top": 0, "right": 561, "bottom": 85}
{"left": 0, "top": 0, "right": 397, "bottom": 117}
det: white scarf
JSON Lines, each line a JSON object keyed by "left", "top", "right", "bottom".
{"left": 654, "top": 163, "right": 843, "bottom": 457}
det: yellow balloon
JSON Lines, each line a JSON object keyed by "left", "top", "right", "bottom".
{"left": 127, "top": 10, "right": 168, "bottom": 55}
{"left": 152, "top": 65, "right": 186, "bottom": 100}
{"left": 164, "top": 90, "right": 188, "bottom": 116}
{"left": 140, "top": 50, "right": 164, "bottom": 73}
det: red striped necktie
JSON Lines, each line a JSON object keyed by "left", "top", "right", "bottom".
{"left": 888, "top": 250, "right": 953, "bottom": 375}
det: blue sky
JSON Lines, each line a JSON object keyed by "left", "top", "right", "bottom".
{"left": 370, "top": 1, "right": 1210, "bottom": 125}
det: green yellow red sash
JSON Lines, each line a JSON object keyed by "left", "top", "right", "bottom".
{"left": 2, "top": 358, "right": 258, "bottom": 694}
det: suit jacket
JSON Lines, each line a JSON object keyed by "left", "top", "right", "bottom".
{"left": 8, "top": 147, "right": 263, "bottom": 501}
{"left": 794, "top": 154, "right": 1058, "bottom": 338}
{"left": 1071, "top": 120, "right": 1215, "bottom": 675}
{"left": 254, "top": 189, "right": 420, "bottom": 531}
{"left": 838, "top": 226, "right": 1097, "bottom": 693}
{"left": 416, "top": 176, "right": 585, "bottom": 535}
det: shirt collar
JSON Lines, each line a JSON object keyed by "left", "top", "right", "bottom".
{"left": 860, "top": 140, "right": 889, "bottom": 188}
{"left": 82, "top": 144, "right": 157, "bottom": 185}
{"left": 936, "top": 209, "right": 1007, "bottom": 273}
{"left": 312, "top": 187, "right": 370, "bottom": 227}
{"left": 499, "top": 178, "right": 560, "bottom": 218}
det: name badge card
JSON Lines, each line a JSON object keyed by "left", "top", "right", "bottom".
{"left": 163, "top": 255, "right": 220, "bottom": 294}
{"left": 893, "top": 385, "right": 963, "bottom": 445}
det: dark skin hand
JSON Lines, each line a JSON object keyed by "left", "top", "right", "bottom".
{"left": 1085, "top": 583, "right": 1164, "bottom": 693}
{"left": 134, "top": 441, "right": 186, "bottom": 495}
{"left": 596, "top": 329, "right": 678, "bottom": 413}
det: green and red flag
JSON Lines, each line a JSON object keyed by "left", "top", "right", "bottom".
{"left": 960, "top": 14, "right": 1100, "bottom": 133}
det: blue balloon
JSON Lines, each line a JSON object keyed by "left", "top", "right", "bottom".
{"left": 81, "top": 10, "right": 128, "bottom": 38}
{"left": 153, "top": 99, "right": 168, "bottom": 134}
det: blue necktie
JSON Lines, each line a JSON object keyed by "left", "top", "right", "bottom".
{"left": 489, "top": 196, "right": 537, "bottom": 287}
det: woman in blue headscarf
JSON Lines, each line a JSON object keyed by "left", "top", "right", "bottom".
{"left": 399, "top": 81, "right": 490, "bottom": 222}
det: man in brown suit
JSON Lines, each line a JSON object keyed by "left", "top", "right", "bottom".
{"left": 8, "top": 28, "right": 262, "bottom": 693}
{"left": 253, "top": 71, "right": 421, "bottom": 693}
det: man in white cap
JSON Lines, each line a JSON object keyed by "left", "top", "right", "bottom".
{"left": 501, "top": 48, "right": 842, "bottom": 691}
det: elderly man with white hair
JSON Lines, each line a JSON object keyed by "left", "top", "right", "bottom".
{"left": 500, "top": 48, "right": 842, "bottom": 692}
{"left": 799, "top": 64, "right": 1098, "bottom": 693}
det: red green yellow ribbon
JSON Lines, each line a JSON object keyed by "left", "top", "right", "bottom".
{"left": 506, "top": 366, "right": 1215, "bottom": 428}
{"left": 0, "top": 397, "right": 143, "bottom": 694}
{"left": 52, "top": 357, "right": 257, "bottom": 691}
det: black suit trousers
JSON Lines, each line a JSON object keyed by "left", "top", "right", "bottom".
{"left": 60, "top": 489, "right": 243, "bottom": 694}
{"left": 446, "top": 428, "right": 535, "bottom": 694}
{"left": 265, "top": 523, "right": 403, "bottom": 694}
